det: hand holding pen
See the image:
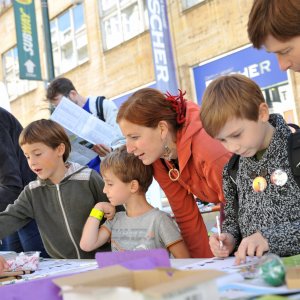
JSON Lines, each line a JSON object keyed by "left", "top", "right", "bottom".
{"left": 216, "top": 215, "right": 223, "bottom": 248}
{"left": 209, "top": 220, "right": 236, "bottom": 258}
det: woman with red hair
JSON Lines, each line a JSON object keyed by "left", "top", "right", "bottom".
{"left": 117, "top": 88, "right": 231, "bottom": 258}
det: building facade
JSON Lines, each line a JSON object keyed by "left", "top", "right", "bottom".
{"left": 0, "top": 0, "right": 299, "bottom": 126}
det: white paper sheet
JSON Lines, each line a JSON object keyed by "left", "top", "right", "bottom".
{"left": 51, "top": 97, "right": 119, "bottom": 146}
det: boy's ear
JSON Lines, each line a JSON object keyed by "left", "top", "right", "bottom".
{"left": 68, "top": 90, "right": 78, "bottom": 100}
{"left": 157, "top": 120, "right": 169, "bottom": 139}
{"left": 130, "top": 180, "right": 139, "bottom": 193}
{"left": 57, "top": 143, "right": 66, "bottom": 157}
{"left": 258, "top": 103, "right": 270, "bottom": 122}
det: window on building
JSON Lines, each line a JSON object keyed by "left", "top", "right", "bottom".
{"left": 50, "top": 3, "right": 88, "bottom": 76}
{"left": 0, "top": 0, "right": 12, "bottom": 15}
{"left": 182, "top": 0, "right": 205, "bottom": 10}
{"left": 99, "top": 0, "right": 148, "bottom": 50}
{"left": 2, "top": 47, "right": 37, "bottom": 100}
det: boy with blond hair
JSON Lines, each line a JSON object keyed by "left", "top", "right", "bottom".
{"left": 80, "top": 146, "right": 190, "bottom": 258}
{"left": 200, "top": 74, "right": 300, "bottom": 264}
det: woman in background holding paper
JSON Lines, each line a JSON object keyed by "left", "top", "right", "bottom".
{"left": 117, "top": 88, "right": 231, "bottom": 258}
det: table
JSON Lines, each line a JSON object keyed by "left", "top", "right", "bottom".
{"left": 1, "top": 256, "right": 300, "bottom": 300}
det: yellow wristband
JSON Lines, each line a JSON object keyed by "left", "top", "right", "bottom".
{"left": 89, "top": 208, "right": 104, "bottom": 221}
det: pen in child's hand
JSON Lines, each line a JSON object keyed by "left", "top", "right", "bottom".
{"left": 216, "top": 215, "right": 223, "bottom": 248}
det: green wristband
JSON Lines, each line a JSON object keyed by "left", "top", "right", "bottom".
{"left": 89, "top": 208, "right": 104, "bottom": 221}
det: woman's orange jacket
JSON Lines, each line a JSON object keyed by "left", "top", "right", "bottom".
{"left": 153, "top": 101, "right": 231, "bottom": 258}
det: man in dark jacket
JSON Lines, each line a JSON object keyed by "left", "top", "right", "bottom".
{"left": 0, "top": 107, "right": 48, "bottom": 256}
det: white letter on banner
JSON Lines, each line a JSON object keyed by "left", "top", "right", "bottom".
{"left": 260, "top": 60, "right": 271, "bottom": 74}
{"left": 149, "top": 0, "right": 160, "bottom": 14}
{"left": 152, "top": 30, "right": 164, "bottom": 48}
{"left": 23, "top": 33, "right": 34, "bottom": 56}
{"left": 157, "top": 65, "right": 169, "bottom": 81}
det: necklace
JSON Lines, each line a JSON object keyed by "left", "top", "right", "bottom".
{"left": 168, "top": 160, "right": 180, "bottom": 181}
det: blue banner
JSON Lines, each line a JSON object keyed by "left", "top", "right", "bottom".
{"left": 147, "top": 0, "right": 178, "bottom": 94}
{"left": 193, "top": 45, "right": 288, "bottom": 104}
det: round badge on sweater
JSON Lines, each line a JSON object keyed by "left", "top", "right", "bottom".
{"left": 252, "top": 176, "right": 267, "bottom": 192}
{"left": 270, "top": 169, "right": 288, "bottom": 187}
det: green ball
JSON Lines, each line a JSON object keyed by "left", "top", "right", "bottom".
{"left": 259, "top": 255, "right": 285, "bottom": 286}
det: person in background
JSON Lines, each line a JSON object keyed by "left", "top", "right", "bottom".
{"left": 248, "top": 0, "right": 300, "bottom": 72}
{"left": 46, "top": 77, "right": 124, "bottom": 173}
{"left": 201, "top": 74, "right": 300, "bottom": 264}
{"left": 0, "top": 107, "right": 47, "bottom": 257}
{"left": 0, "top": 119, "right": 121, "bottom": 259}
{"left": 116, "top": 88, "right": 231, "bottom": 258}
{"left": 80, "top": 146, "right": 190, "bottom": 258}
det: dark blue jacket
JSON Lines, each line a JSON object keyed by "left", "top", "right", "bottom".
{"left": 0, "top": 107, "right": 35, "bottom": 211}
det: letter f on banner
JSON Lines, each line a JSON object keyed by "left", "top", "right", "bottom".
{"left": 147, "top": 0, "right": 178, "bottom": 94}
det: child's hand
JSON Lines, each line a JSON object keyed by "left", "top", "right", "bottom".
{"left": 235, "top": 232, "right": 269, "bottom": 265}
{"left": 0, "top": 256, "right": 8, "bottom": 274}
{"left": 209, "top": 233, "right": 235, "bottom": 258}
{"left": 94, "top": 202, "right": 115, "bottom": 220}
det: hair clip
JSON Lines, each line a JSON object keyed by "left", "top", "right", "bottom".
{"left": 165, "top": 89, "right": 187, "bottom": 125}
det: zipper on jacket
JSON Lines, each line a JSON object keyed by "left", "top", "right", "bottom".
{"left": 56, "top": 184, "right": 81, "bottom": 258}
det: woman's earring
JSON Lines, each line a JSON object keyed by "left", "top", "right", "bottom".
{"left": 163, "top": 145, "right": 172, "bottom": 160}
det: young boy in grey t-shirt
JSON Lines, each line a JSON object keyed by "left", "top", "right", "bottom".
{"left": 80, "top": 146, "right": 190, "bottom": 258}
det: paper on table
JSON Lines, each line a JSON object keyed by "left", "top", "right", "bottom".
{"left": 96, "top": 248, "right": 171, "bottom": 270}
{"left": 0, "top": 259, "right": 98, "bottom": 285}
{"left": 22, "top": 259, "right": 98, "bottom": 280}
{"left": 218, "top": 277, "right": 300, "bottom": 300}
{"left": 51, "top": 97, "right": 119, "bottom": 146}
{"left": 178, "top": 256, "right": 259, "bottom": 273}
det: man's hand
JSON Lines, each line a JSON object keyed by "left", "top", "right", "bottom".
{"left": 235, "top": 231, "right": 269, "bottom": 264}
{"left": 94, "top": 202, "right": 116, "bottom": 220}
{"left": 209, "top": 233, "right": 235, "bottom": 258}
{"left": 92, "top": 144, "right": 112, "bottom": 156}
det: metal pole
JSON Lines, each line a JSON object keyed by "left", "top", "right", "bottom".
{"left": 41, "top": 0, "right": 55, "bottom": 82}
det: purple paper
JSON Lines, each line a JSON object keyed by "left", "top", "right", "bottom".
{"left": 96, "top": 248, "right": 171, "bottom": 270}
{"left": 1, "top": 275, "right": 63, "bottom": 300}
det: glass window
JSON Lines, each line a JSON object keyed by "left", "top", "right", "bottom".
{"left": 2, "top": 47, "right": 37, "bottom": 100}
{"left": 73, "top": 4, "right": 84, "bottom": 31}
{"left": 182, "top": 0, "right": 205, "bottom": 10}
{"left": 50, "top": 3, "right": 88, "bottom": 75}
{"left": 99, "top": 0, "right": 148, "bottom": 50}
{"left": 101, "top": 0, "right": 117, "bottom": 14}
